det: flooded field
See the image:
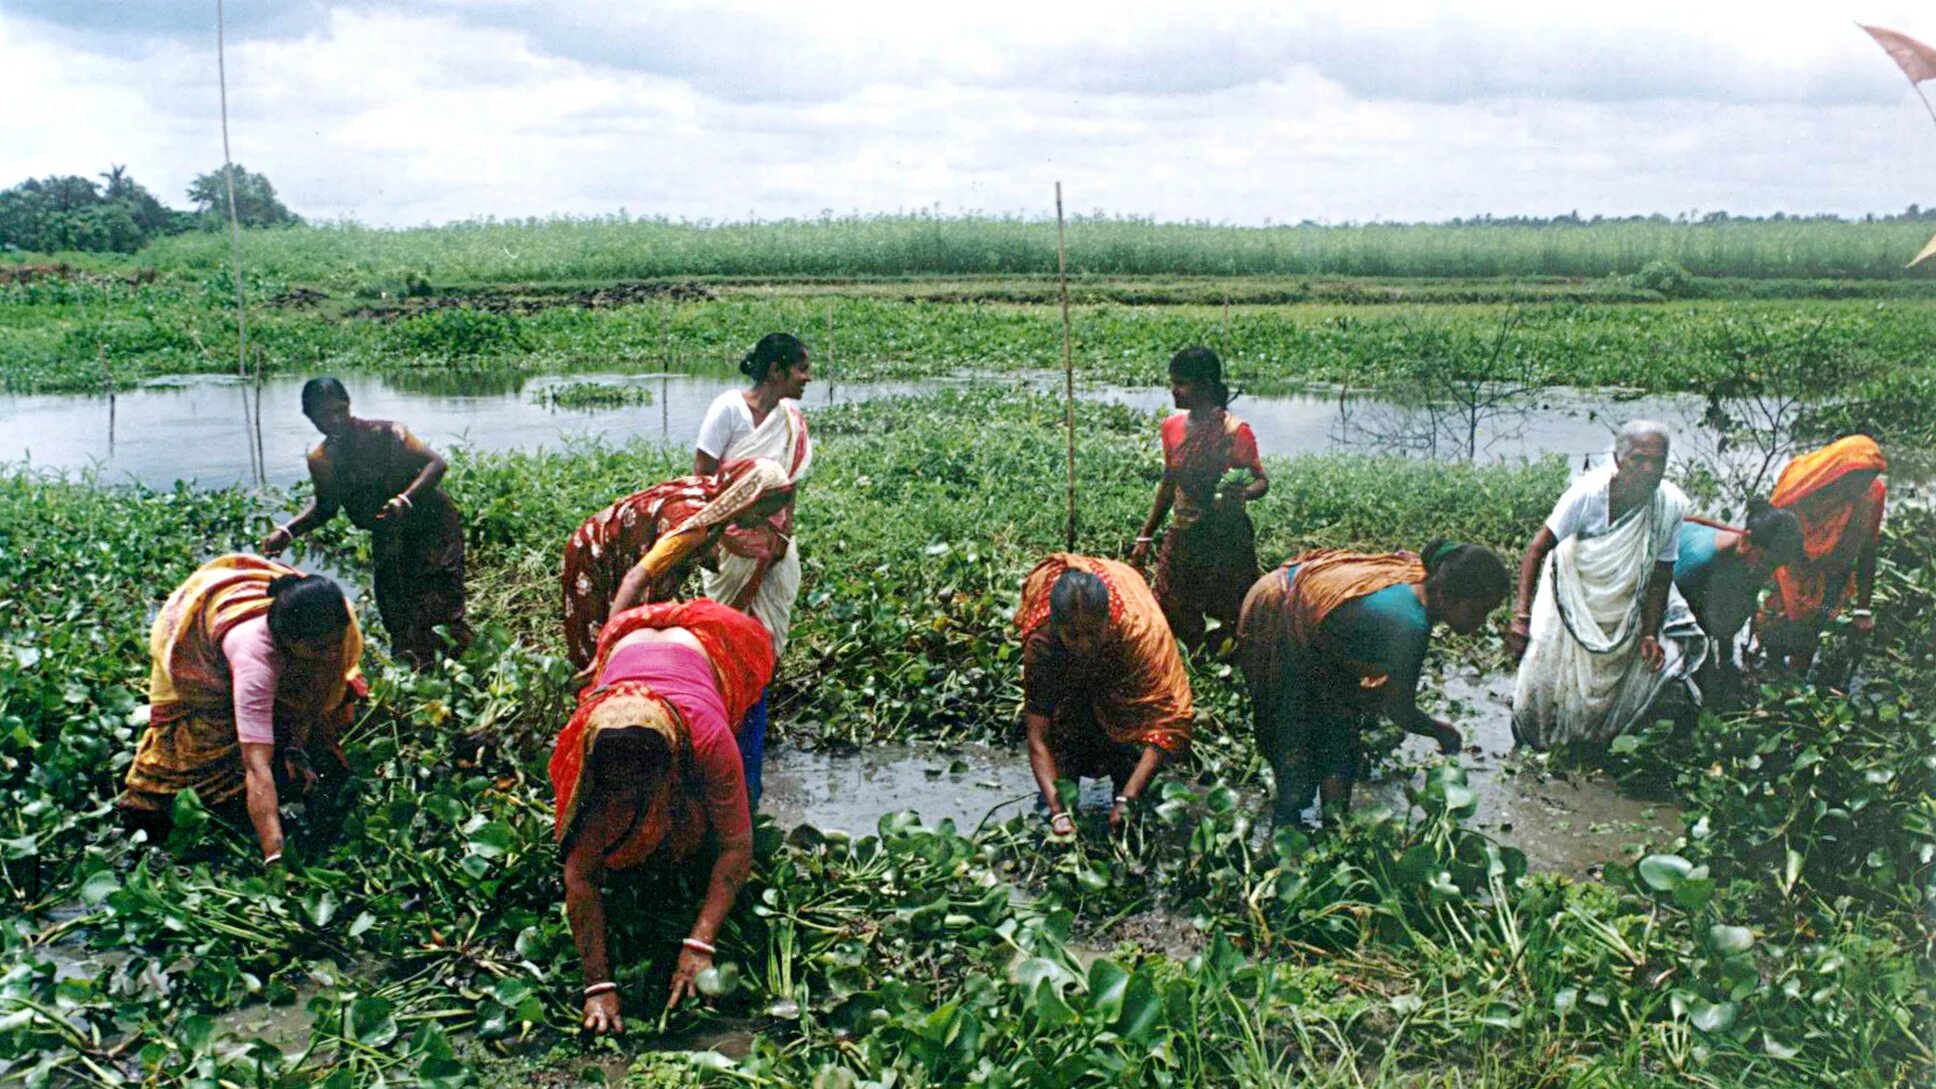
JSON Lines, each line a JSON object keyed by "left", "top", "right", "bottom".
{"left": 0, "top": 369, "right": 1728, "bottom": 490}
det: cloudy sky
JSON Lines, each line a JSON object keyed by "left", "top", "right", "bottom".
{"left": 5, "top": 1, "right": 1935, "bottom": 226}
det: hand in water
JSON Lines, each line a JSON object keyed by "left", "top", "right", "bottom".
{"left": 259, "top": 527, "right": 291, "bottom": 556}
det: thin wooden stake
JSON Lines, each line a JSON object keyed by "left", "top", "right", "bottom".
{"left": 1055, "top": 182, "right": 1077, "bottom": 552}
{"left": 825, "top": 304, "right": 836, "bottom": 403}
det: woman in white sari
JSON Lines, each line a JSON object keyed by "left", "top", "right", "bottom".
{"left": 1506, "top": 421, "right": 1707, "bottom": 748}
{"left": 692, "top": 333, "right": 814, "bottom": 801}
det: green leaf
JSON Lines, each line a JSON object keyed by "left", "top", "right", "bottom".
{"left": 1636, "top": 853, "right": 1695, "bottom": 892}
{"left": 349, "top": 996, "right": 399, "bottom": 1047}
{"left": 79, "top": 870, "right": 119, "bottom": 906}
{"left": 1114, "top": 971, "right": 1162, "bottom": 1042}
{"left": 1033, "top": 979, "right": 1077, "bottom": 1027}
{"left": 1708, "top": 925, "right": 1754, "bottom": 955}
{"left": 179, "top": 1014, "right": 217, "bottom": 1056}
{"left": 465, "top": 821, "right": 517, "bottom": 859}
{"left": 1688, "top": 997, "right": 1737, "bottom": 1034}
{"left": 1087, "top": 958, "right": 1129, "bottom": 1020}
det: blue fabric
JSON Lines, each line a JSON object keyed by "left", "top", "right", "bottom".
{"left": 737, "top": 688, "right": 769, "bottom": 811}
{"left": 1674, "top": 522, "right": 1755, "bottom": 642}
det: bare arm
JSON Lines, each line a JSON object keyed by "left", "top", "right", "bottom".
{"left": 1637, "top": 560, "right": 1675, "bottom": 671}
{"left": 239, "top": 742, "right": 284, "bottom": 860}
{"left": 1024, "top": 712, "right": 1066, "bottom": 821}
{"left": 1241, "top": 464, "right": 1269, "bottom": 502}
{"left": 693, "top": 451, "right": 721, "bottom": 477}
{"left": 1855, "top": 532, "right": 1880, "bottom": 612}
{"left": 262, "top": 458, "right": 341, "bottom": 553}
{"left": 1108, "top": 745, "right": 1169, "bottom": 832}
{"left": 666, "top": 827, "right": 753, "bottom": 1010}
{"left": 1507, "top": 526, "right": 1558, "bottom": 659}
{"left": 1131, "top": 480, "right": 1175, "bottom": 565}
{"left": 563, "top": 790, "right": 633, "bottom": 1035}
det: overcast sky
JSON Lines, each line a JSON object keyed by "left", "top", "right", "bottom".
{"left": 5, "top": 1, "right": 1936, "bottom": 227}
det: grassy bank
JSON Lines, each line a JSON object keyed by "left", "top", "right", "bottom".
{"left": 0, "top": 390, "right": 1929, "bottom": 1086}
{"left": 21, "top": 214, "right": 1936, "bottom": 283}
{"left": 7, "top": 268, "right": 1934, "bottom": 425}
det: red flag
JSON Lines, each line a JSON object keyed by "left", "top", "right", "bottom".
{"left": 1861, "top": 24, "right": 1936, "bottom": 84}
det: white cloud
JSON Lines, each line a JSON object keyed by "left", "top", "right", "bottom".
{"left": 4, "top": 1, "right": 1935, "bottom": 226}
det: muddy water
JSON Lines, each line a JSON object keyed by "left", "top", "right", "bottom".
{"left": 0, "top": 369, "right": 1722, "bottom": 490}
{"left": 1382, "top": 670, "right": 1680, "bottom": 877}
{"left": 761, "top": 671, "right": 1677, "bottom": 882}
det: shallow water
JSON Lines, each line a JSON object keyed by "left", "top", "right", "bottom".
{"left": 0, "top": 369, "right": 1724, "bottom": 490}
{"left": 759, "top": 670, "right": 1680, "bottom": 883}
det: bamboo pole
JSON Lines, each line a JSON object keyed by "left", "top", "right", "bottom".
{"left": 825, "top": 304, "right": 836, "bottom": 403}
{"left": 1055, "top": 183, "right": 1077, "bottom": 552}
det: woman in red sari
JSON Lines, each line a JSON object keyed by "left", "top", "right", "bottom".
{"left": 1755, "top": 435, "right": 1888, "bottom": 672}
{"left": 1131, "top": 347, "right": 1269, "bottom": 651}
{"left": 551, "top": 600, "right": 774, "bottom": 1037}
{"left": 561, "top": 459, "right": 795, "bottom": 673}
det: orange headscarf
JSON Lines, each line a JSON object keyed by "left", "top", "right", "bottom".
{"left": 1766, "top": 436, "right": 1887, "bottom": 623}
{"left": 1014, "top": 554, "right": 1194, "bottom": 756}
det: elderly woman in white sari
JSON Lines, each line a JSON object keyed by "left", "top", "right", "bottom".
{"left": 1505, "top": 421, "right": 1707, "bottom": 748}
{"left": 691, "top": 332, "right": 814, "bottom": 801}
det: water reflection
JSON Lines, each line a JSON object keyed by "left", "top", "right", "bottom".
{"left": 0, "top": 368, "right": 1884, "bottom": 492}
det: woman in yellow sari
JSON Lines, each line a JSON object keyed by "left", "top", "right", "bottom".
{"left": 1755, "top": 436, "right": 1887, "bottom": 672}
{"left": 119, "top": 555, "right": 364, "bottom": 865}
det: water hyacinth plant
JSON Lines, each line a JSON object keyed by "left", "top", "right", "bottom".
{"left": 0, "top": 390, "right": 1928, "bottom": 1086}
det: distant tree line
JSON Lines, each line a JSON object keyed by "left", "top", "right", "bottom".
{"left": 0, "top": 164, "right": 300, "bottom": 254}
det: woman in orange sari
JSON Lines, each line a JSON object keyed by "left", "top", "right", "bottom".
{"left": 1017, "top": 554, "right": 1195, "bottom": 839}
{"left": 561, "top": 459, "right": 795, "bottom": 673}
{"left": 1131, "top": 346, "right": 1268, "bottom": 651}
{"left": 119, "top": 556, "right": 365, "bottom": 864}
{"left": 1755, "top": 436, "right": 1887, "bottom": 672}
{"left": 1237, "top": 542, "right": 1508, "bottom": 828}
{"left": 551, "top": 599, "right": 774, "bottom": 1037}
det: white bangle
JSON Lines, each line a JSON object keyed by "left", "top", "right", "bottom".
{"left": 1050, "top": 812, "right": 1074, "bottom": 828}
{"left": 681, "top": 937, "right": 716, "bottom": 955}
{"left": 583, "top": 981, "right": 618, "bottom": 997}
{"left": 1134, "top": 536, "right": 1153, "bottom": 543}
{"left": 1114, "top": 795, "right": 1132, "bottom": 806}
{"left": 263, "top": 852, "right": 282, "bottom": 866}
{"left": 1850, "top": 608, "right": 1873, "bottom": 618}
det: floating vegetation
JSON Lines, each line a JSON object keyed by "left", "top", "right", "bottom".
{"left": 0, "top": 383, "right": 1929, "bottom": 1084}
{"left": 530, "top": 380, "right": 655, "bottom": 410}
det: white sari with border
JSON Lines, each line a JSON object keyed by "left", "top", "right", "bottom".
{"left": 705, "top": 399, "right": 813, "bottom": 656}
{"left": 1512, "top": 481, "right": 1708, "bottom": 747}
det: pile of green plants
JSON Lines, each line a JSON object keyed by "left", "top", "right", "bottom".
{"left": 0, "top": 391, "right": 1928, "bottom": 1087}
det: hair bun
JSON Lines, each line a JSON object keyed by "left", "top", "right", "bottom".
{"left": 1745, "top": 496, "right": 1772, "bottom": 515}
{"left": 738, "top": 354, "right": 758, "bottom": 377}
{"left": 266, "top": 573, "right": 307, "bottom": 598}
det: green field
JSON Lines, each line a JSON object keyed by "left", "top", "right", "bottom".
{"left": 66, "top": 214, "right": 1936, "bottom": 284}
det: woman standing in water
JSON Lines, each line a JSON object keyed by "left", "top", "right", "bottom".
{"left": 691, "top": 333, "right": 814, "bottom": 800}
{"left": 1130, "top": 346, "right": 1268, "bottom": 651}
{"left": 261, "top": 379, "right": 470, "bottom": 668}
{"left": 1237, "top": 542, "right": 1508, "bottom": 829}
